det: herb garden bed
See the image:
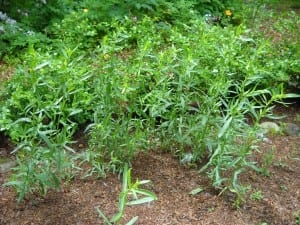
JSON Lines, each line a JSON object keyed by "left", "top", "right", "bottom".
{"left": 0, "top": 103, "right": 299, "bottom": 225}
{"left": 0, "top": 1, "right": 299, "bottom": 224}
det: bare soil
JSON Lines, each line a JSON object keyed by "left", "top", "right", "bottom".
{"left": 0, "top": 103, "right": 299, "bottom": 225}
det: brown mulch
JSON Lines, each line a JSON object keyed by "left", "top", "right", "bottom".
{"left": 0, "top": 103, "right": 299, "bottom": 225}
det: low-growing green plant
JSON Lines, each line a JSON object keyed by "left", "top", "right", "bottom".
{"left": 1, "top": 0, "right": 71, "bottom": 32}
{"left": 48, "top": 10, "right": 105, "bottom": 50}
{"left": 241, "top": 1, "right": 300, "bottom": 88}
{"left": 294, "top": 211, "right": 300, "bottom": 225}
{"left": 250, "top": 189, "right": 264, "bottom": 201}
{"left": 4, "top": 130, "right": 75, "bottom": 202}
{"left": 259, "top": 222, "right": 268, "bottom": 225}
{"left": 96, "top": 163, "right": 157, "bottom": 225}
{"left": 280, "top": 185, "right": 288, "bottom": 191}
{"left": 88, "top": 116, "right": 148, "bottom": 172}
{"left": 0, "top": 46, "right": 97, "bottom": 201}
{"left": 259, "top": 147, "right": 275, "bottom": 176}
{"left": 0, "top": 12, "right": 49, "bottom": 58}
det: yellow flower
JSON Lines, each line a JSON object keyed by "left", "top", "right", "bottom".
{"left": 83, "top": 8, "right": 88, "bottom": 13}
{"left": 225, "top": 9, "right": 232, "bottom": 16}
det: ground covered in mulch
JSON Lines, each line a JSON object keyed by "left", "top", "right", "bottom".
{"left": 0, "top": 102, "right": 299, "bottom": 225}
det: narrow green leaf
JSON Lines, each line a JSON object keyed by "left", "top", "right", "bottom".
{"left": 110, "top": 210, "right": 123, "bottom": 223}
{"left": 96, "top": 207, "right": 112, "bottom": 225}
{"left": 283, "top": 93, "right": 300, "bottom": 98}
{"left": 69, "top": 109, "right": 83, "bottom": 116}
{"left": 3, "top": 180, "right": 23, "bottom": 187}
{"left": 38, "top": 131, "right": 54, "bottom": 149}
{"left": 110, "top": 191, "right": 127, "bottom": 223}
{"left": 12, "top": 117, "right": 32, "bottom": 124}
{"left": 64, "top": 145, "right": 76, "bottom": 153}
{"left": 34, "top": 61, "right": 50, "bottom": 71}
{"left": 189, "top": 187, "right": 204, "bottom": 195}
{"left": 53, "top": 96, "right": 64, "bottom": 106}
{"left": 138, "top": 180, "right": 151, "bottom": 185}
{"left": 11, "top": 143, "right": 27, "bottom": 154}
{"left": 126, "top": 196, "right": 156, "bottom": 205}
{"left": 125, "top": 216, "right": 139, "bottom": 225}
{"left": 130, "top": 189, "right": 157, "bottom": 199}
{"left": 218, "top": 116, "right": 232, "bottom": 138}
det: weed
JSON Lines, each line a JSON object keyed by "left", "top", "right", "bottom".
{"left": 4, "top": 131, "right": 75, "bottom": 202}
{"left": 259, "top": 223, "right": 268, "bottom": 225}
{"left": 208, "top": 207, "right": 216, "bottom": 213}
{"left": 96, "top": 163, "right": 157, "bottom": 225}
{"left": 250, "top": 190, "right": 264, "bottom": 201}
{"left": 274, "top": 159, "right": 289, "bottom": 170}
{"left": 260, "top": 147, "right": 275, "bottom": 176}
{"left": 279, "top": 185, "right": 288, "bottom": 191}
{"left": 294, "top": 211, "right": 300, "bottom": 225}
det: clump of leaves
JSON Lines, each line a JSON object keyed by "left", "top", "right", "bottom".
{"left": 0, "top": 12, "right": 49, "bottom": 58}
{"left": 250, "top": 189, "right": 264, "bottom": 201}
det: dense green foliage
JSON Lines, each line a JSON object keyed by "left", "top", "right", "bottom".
{"left": 0, "top": 0, "right": 236, "bottom": 56}
{"left": 0, "top": 0, "right": 299, "bottom": 206}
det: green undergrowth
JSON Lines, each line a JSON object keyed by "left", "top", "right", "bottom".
{"left": 0, "top": 2, "right": 299, "bottom": 206}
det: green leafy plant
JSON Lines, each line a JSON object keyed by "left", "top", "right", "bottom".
{"left": 259, "top": 223, "right": 268, "bottom": 225}
{"left": 0, "top": 13, "right": 49, "bottom": 58}
{"left": 259, "top": 147, "right": 275, "bottom": 176}
{"left": 88, "top": 115, "right": 148, "bottom": 173}
{"left": 1, "top": 46, "right": 96, "bottom": 201}
{"left": 250, "top": 189, "right": 264, "bottom": 201}
{"left": 4, "top": 130, "right": 74, "bottom": 202}
{"left": 1, "top": 1, "right": 299, "bottom": 204}
{"left": 96, "top": 163, "right": 157, "bottom": 225}
{"left": 1, "top": 0, "right": 71, "bottom": 31}
{"left": 294, "top": 211, "right": 300, "bottom": 225}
